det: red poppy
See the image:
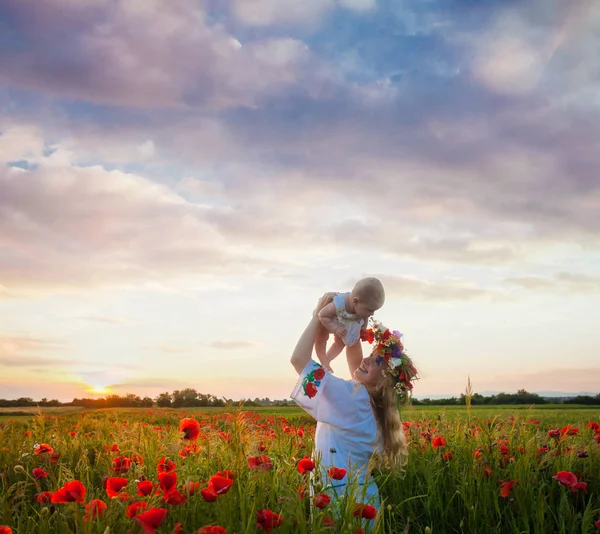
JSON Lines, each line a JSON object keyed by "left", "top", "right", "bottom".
{"left": 198, "top": 527, "right": 227, "bottom": 534}
{"left": 256, "top": 509, "right": 283, "bottom": 533}
{"left": 587, "top": 421, "right": 600, "bottom": 432}
{"left": 305, "top": 382, "right": 318, "bottom": 398}
{"left": 595, "top": 434, "right": 600, "bottom": 445}
{"left": 432, "top": 436, "right": 446, "bottom": 449}
{"left": 179, "top": 418, "right": 201, "bottom": 441}
{"left": 208, "top": 475, "right": 234, "bottom": 495}
{"left": 499, "top": 480, "right": 516, "bottom": 498}
{"left": 159, "top": 472, "right": 178, "bottom": 495}
{"left": 548, "top": 429, "right": 560, "bottom": 439}
{"left": 214, "top": 470, "right": 234, "bottom": 480}
{"left": 135, "top": 507, "right": 168, "bottom": 534}
{"left": 360, "top": 329, "right": 375, "bottom": 343}
{"left": 183, "top": 481, "right": 201, "bottom": 496}
{"left": 130, "top": 454, "right": 144, "bottom": 466}
{"left": 248, "top": 455, "right": 273, "bottom": 470}
{"left": 137, "top": 480, "right": 155, "bottom": 496}
{"left": 323, "top": 515, "right": 335, "bottom": 527}
{"left": 112, "top": 456, "right": 131, "bottom": 474}
{"left": 34, "top": 443, "right": 54, "bottom": 455}
{"left": 83, "top": 499, "right": 107, "bottom": 521}
{"left": 51, "top": 480, "right": 86, "bottom": 504}
{"left": 200, "top": 487, "right": 218, "bottom": 502}
{"left": 49, "top": 453, "right": 60, "bottom": 464}
{"left": 314, "top": 368, "right": 325, "bottom": 380}
{"left": 553, "top": 471, "right": 578, "bottom": 488}
{"left": 442, "top": 452, "right": 454, "bottom": 461}
{"left": 327, "top": 467, "right": 347, "bottom": 480}
{"left": 157, "top": 457, "right": 176, "bottom": 474}
{"left": 164, "top": 489, "right": 187, "bottom": 505}
{"left": 126, "top": 501, "right": 148, "bottom": 518}
{"left": 353, "top": 504, "right": 377, "bottom": 520}
{"left": 172, "top": 523, "right": 183, "bottom": 534}
{"left": 110, "top": 444, "right": 121, "bottom": 453}
{"left": 0, "top": 527, "right": 12, "bottom": 534}
{"left": 297, "top": 457, "right": 315, "bottom": 473}
{"left": 32, "top": 468, "right": 49, "bottom": 479}
{"left": 571, "top": 481, "right": 588, "bottom": 494}
{"left": 36, "top": 492, "right": 52, "bottom": 504}
{"left": 594, "top": 519, "right": 600, "bottom": 529}
{"left": 297, "top": 485, "right": 306, "bottom": 499}
{"left": 106, "top": 477, "right": 129, "bottom": 498}
{"left": 561, "top": 425, "right": 579, "bottom": 436}
{"left": 313, "top": 494, "right": 331, "bottom": 509}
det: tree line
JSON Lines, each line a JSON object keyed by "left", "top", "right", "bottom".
{"left": 2, "top": 389, "right": 599, "bottom": 408}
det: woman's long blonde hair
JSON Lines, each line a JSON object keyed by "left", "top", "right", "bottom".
{"left": 368, "top": 372, "right": 409, "bottom": 470}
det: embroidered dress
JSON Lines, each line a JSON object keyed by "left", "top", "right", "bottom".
{"left": 333, "top": 292, "right": 364, "bottom": 347}
{"left": 291, "top": 359, "right": 382, "bottom": 510}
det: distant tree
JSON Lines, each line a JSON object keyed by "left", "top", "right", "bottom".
{"left": 155, "top": 392, "right": 172, "bottom": 408}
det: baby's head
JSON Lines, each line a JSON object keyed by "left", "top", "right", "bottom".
{"left": 351, "top": 277, "right": 385, "bottom": 320}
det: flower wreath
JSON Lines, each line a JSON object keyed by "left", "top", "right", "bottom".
{"left": 360, "top": 319, "right": 419, "bottom": 404}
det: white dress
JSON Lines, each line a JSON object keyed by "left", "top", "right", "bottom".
{"left": 333, "top": 292, "right": 364, "bottom": 347}
{"left": 291, "top": 359, "right": 382, "bottom": 511}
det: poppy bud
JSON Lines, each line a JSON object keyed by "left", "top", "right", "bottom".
{"left": 14, "top": 465, "right": 25, "bottom": 474}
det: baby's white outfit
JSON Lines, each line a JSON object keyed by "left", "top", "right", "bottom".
{"left": 291, "top": 359, "right": 382, "bottom": 512}
{"left": 333, "top": 292, "right": 364, "bottom": 347}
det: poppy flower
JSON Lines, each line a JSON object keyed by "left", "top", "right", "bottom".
{"left": 442, "top": 452, "right": 454, "bottom": 461}
{"left": 499, "top": 480, "right": 516, "bottom": 498}
{"left": 214, "top": 470, "right": 234, "bottom": 480}
{"left": 112, "top": 456, "right": 131, "bottom": 473}
{"left": 327, "top": 467, "right": 347, "bottom": 480}
{"left": 200, "top": 487, "right": 218, "bottom": 502}
{"left": 323, "top": 515, "right": 336, "bottom": 527}
{"left": 51, "top": 480, "right": 86, "bottom": 503}
{"left": 594, "top": 519, "right": 600, "bottom": 529}
{"left": 313, "top": 494, "right": 331, "bottom": 509}
{"left": 110, "top": 444, "right": 121, "bottom": 453}
{"left": 179, "top": 418, "right": 201, "bottom": 441}
{"left": 297, "top": 485, "right": 306, "bottom": 499}
{"left": 314, "top": 368, "right": 325, "bottom": 380}
{"left": 305, "top": 383, "right": 318, "bottom": 398}
{"left": 256, "top": 509, "right": 283, "bottom": 533}
{"left": 561, "top": 425, "right": 579, "bottom": 437}
{"left": 157, "top": 457, "right": 176, "bottom": 474}
{"left": 432, "top": 436, "right": 446, "bottom": 449}
{"left": 130, "top": 454, "right": 144, "bottom": 466}
{"left": 198, "top": 527, "right": 227, "bottom": 534}
{"left": 353, "top": 504, "right": 377, "bottom": 520}
{"left": 183, "top": 481, "right": 201, "bottom": 496}
{"left": 297, "top": 457, "right": 315, "bottom": 474}
{"left": 158, "top": 472, "right": 177, "bottom": 495}
{"left": 164, "top": 489, "right": 187, "bottom": 505}
{"left": 137, "top": 480, "right": 155, "bottom": 496}
{"left": 208, "top": 475, "right": 234, "bottom": 495}
{"left": 587, "top": 421, "right": 600, "bottom": 432}
{"left": 49, "top": 453, "right": 60, "bottom": 464}
{"left": 172, "top": 523, "right": 183, "bottom": 534}
{"left": 360, "top": 329, "right": 375, "bottom": 343}
{"left": 83, "top": 499, "right": 107, "bottom": 521}
{"left": 570, "top": 481, "right": 588, "bottom": 494}
{"left": 553, "top": 471, "right": 578, "bottom": 488}
{"left": 248, "top": 455, "right": 273, "bottom": 470}
{"left": 594, "top": 434, "right": 600, "bottom": 445}
{"left": 0, "top": 527, "right": 12, "bottom": 534}
{"left": 36, "top": 492, "right": 52, "bottom": 504}
{"left": 34, "top": 443, "right": 54, "bottom": 455}
{"left": 548, "top": 429, "right": 560, "bottom": 439}
{"left": 126, "top": 501, "right": 148, "bottom": 518}
{"left": 106, "top": 477, "right": 129, "bottom": 498}
{"left": 135, "top": 507, "right": 168, "bottom": 534}
{"left": 32, "top": 468, "right": 49, "bottom": 479}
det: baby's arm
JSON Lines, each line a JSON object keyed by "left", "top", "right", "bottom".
{"left": 345, "top": 339, "right": 363, "bottom": 375}
{"left": 318, "top": 302, "right": 346, "bottom": 337}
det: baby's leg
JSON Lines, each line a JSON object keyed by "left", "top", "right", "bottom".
{"left": 325, "top": 335, "right": 345, "bottom": 363}
{"left": 314, "top": 324, "right": 329, "bottom": 365}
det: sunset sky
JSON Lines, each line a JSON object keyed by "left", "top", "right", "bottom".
{"left": 1, "top": 0, "right": 599, "bottom": 402}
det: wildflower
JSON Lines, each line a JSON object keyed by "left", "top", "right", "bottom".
{"left": 164, "top": 489, "right": 187, "bottom": 505}
{"left": 200, "top": 487, "right": 218, "bottom": 502}
{"left": 553, "top": 471, "right": 578, "bottom": 488}
{"left": 432, "top": 436, "right": 446, "bottom": 449}
{"left": 548, "top": 429, "right": 560, "bottom": 439}
{"left": 179, "top": 418, "right": 201, "bottom": 441}
{"left": 157, "top": 457, "right": 176, "bottom": 474}
{"left": 183, "top": 481, "right": 201, "bottom": 496}
{"left": 198, "top": 527, "right": 227, "bottom": 534}
{"left": 137, "top": 480, "right": 155, "bottom": 496}
{"left": 32, "top": 468, "right": 48, "bottom": 479}
{"left": 297, "top": 457, "right": 315, "bottom": 473}
{"left": 104, "top": 477, "right": 128, "bottom": 499}
{"left": 328, "top": 467, "right": 347, "bottom": 480}
{"left": 130, "top": 454, "right": 144, "bottom": 466}
{"left": 0, "top": 527, "right": 12, "bottom": 534}
{"left": 256, "top": 509, "right": 283, "bottom": 533}
{"left": 112, "top": 456, "right": 131, "bottom": 474}
{"left": 83, "top": 499, "right": 107, "bottom": 521}
{"left": 159, "top": 472, "right": 177, "bottom": 495}
{"left": 248, "top": 455, "right": 273, "bottom": 470}
{"left": 594, "top": 519, "right": 600, "bottom": 529}
{"left": 561, "top": 426, "right": 579, "bottom": 437}
{"left": 51, "top": 480, "right": 86, "bottom": 503}
{"left": 587, "top": 422, "right": 600, "bottom": 432}
{"left": 34, "top": 443, "right": 54, "bottom": 455}
{"left": 36, "top": 492, "right": 52, "bottom": 504}
{"left": 323, "top": 515, "right": 336, "bottom": 526}
{"left": 214, "top": 470, "right": 234, "bottom": 480}
{"left": 353, "top": 504, "right": 377, "bottom": 520}
{"left": 313, "top": 494, "right": 331, "bottom": 509}
{"left": 499, "top": 480, "right": 516, "bottom": 498}
{"left": 135, "top": 507, "right": 168, "bottom": 534}
{"left": 126, "top": 501, "right": 148, "bottom": 518}
{"left": 208, "top": 475, "right": 234, "bottom": 495}
{"left": 442, "top": 451, "right": 454, "bottom": 461}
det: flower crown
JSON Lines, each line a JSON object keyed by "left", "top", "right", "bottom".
{"left": 360, "top": 319, "right": 419, "bottom": 404}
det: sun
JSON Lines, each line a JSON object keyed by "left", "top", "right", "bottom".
{"left": 89, "top": 385, "right": 111, "bottom": 396}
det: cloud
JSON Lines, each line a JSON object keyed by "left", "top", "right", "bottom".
{"left": 0, "top": 334, "right": 73, "bottom": 367}
{"left": 378, "top": 275, "right": 510, "bottom": 302}
{"left": 505, "top": 271, "right": 600, "bottom": 293}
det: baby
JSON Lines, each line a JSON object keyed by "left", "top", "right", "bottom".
{"left": 315, "top": 277, "right": 385, "bottom": 372}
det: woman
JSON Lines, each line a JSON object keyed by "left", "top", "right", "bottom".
{"left": 290, "top": 294, "right": 409, "bottom": 516}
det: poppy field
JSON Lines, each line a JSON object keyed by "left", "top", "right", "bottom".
{"left": 1, "top": 406, "right": 599, "bottom": 534}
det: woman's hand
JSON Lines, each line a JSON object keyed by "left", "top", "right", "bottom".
{"left": 313, "top": 292, "right": 336, "bottom": 318}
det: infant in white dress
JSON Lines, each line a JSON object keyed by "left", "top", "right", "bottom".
{"left": 315, "top": 277, "right": 385, "bottom": 372}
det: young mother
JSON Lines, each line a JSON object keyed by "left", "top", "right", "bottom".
{"left": 290, "top": 293, "right": 409, "bottom": 512}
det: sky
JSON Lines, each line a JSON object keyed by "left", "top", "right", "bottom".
{"left": 0, "top": 0, "right": 599, "bottom": 402}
